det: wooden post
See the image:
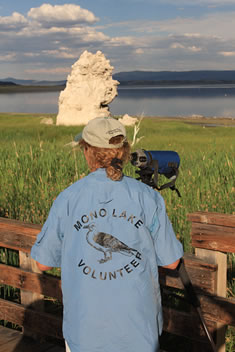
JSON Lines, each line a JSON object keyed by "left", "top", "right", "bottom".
{"left": 19, "top": 251, "right": 44, "bottom": 337}
{"left": 195, "top": 248, "right": 227, "bottom": 352}
{"left": 19, "top": 251, "right": 44, "bottom": 307}
{"left": 187, "top": 211, "right": 235, "bottom": 352}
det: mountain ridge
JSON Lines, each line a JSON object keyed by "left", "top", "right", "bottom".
{"left": 113, "top": 70, "right": 235, "bottom": 84}
{"left": 0, "top": 77, "right": 66, "bottom": 86}
{"left": 2, "top": 70, "right": 235, "bottom": 86}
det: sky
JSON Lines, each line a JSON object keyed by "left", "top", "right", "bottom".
{"left": 1, "top": 0, "right": 235, "bottom": 80}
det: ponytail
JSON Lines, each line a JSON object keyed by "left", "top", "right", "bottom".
{"left": 79, "top": 136, "right": 130, "bottom": 181}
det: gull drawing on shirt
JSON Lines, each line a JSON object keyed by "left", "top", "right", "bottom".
{"left": 84, "top": 223, "right": 137, "bottom": 264}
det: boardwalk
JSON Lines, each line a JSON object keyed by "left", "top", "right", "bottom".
{"left": 0, "top": 326, "right": 65, "bottom": 352}
{"left": 0, "top": 326, "right": 169, "bottom": 352}
{"left": 1, "top": 213, "right": 235, "bottom": 352}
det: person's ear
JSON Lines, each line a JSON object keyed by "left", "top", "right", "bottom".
{"left": 83, "top": 147, "right": 91, "bottom": 166}
{"left": 83, "top": 147, "right": 88, "bottom": 158}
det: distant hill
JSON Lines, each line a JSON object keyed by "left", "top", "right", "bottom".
{"left": 0, "top": 81, "right": 18, "bottom": 86}
{"left": 0, "top": 77, "right": 66, "bottom": 86}
{"left": 113, "top": 70, "right": 235, "bottom": 85}
{"left": 2, "top": 71, "right": 235, "bottom": 87}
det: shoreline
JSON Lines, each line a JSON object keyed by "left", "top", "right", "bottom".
{"left": 1, "top": 112, "right": 235, "bottom": 126}
{"left": 0, "top": 85, "right": 64, "bottom": 94}
{"left": 126, "top": 114, "right": 235, "bottom": 126}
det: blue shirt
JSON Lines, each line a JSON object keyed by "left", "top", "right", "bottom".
{"left": 31, "top": 168, "right": 183, "bottom": 352}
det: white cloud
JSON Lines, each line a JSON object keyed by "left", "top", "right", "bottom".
{"left": 24, "top": 53, "right": 40, "bottom": 58}
{"left": 110, "top": 37, "right": 135, "bottom": 46}
{"left": 171, "top": 43, "right": 185, "bottom": 49}
{"left": 123, "top": 11, "right": 235, "bottom": 41}
{"left": 135, "top": 48, "right": 144, "bottom": 54}
{"left": 219, "top": 51, "right": 235, "bottom": 56}
{"left": 184, "top": 33, "right": 202, "bottom": 38}
{"left": 171, "top": 42, "right": 201, "bottom": 52}
{"left": 1, "top": 4, "right": 235, "bottom": 78}
{"left": 28, "top": 4, "right": 98, "bottom": 27}
{"left": 75, "top": 28, "right": 109, "bottom": 43}
{"left": 0, "top": 53, "right": 16, "bottom": 61}
{"left": 0, "top": 12, "right": 28, "bottom": 31}
{"left": 0, "top": 4, "right": 132, "bottom": 78}
{"left": 41, "top": 49, "right": 77, "bottom": 59}
{"left": 25, "top": 67, "right": 71, "bottom": 75}
{"left": 188, "top": 46, "right": 202, "bottom": 52}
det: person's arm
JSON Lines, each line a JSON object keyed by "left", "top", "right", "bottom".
{"left": 150, "top": 193, "right": 184, "bottom": 270}
{"left": 36, "top": 261, "right": 53, "bottom": 271}
{"left": 31, "top": 196, "right": 64, "bottom": 270}
{"left": 161, "top": 258, "right": 180, "bottom": 270}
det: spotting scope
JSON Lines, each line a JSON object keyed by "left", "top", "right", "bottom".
{"left": 130, "top": 149, "right": 181, "bottom": 197}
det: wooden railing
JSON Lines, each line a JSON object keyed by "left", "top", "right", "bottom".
{"left": 187, "top": 211, "right": 235, "bottom": 352}
{"left": 0, "top": 213, "right": 235, "bottom": 352}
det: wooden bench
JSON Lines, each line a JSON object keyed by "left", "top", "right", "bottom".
{"left": 0, "top": 325, "right": 65, "bottom": 352}
{"left": 0, "top": 212, "right": 235, "bottom": 352}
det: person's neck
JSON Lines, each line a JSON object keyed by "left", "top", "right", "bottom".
{"left": 90, "top": 167, "right": 103, "bottom": 172}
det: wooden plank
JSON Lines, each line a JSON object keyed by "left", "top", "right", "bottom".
{"left": 159, "top": 254, "right": 217, "bottom": 294}
{"left": 0, "top": 334, "right": 53, "bottom": 352}
{"left": 1, "top": 290, "right": 234, "bottom": 341}
{"left": 0, "top": 217, "right": 40, "bottom": 252}
{"left": 187, "top": 212, "right": 235, "bottom": 227}
{"left": 0, "top": 230, "right": 38, "bottom": 253}
{"left": 0, "top": 326, "right": 65, "bottom": 352}
{"left": 1, "top": 254, "right": 215, "bottom": 301}
{"left": 0, "top": 217, "right": 41, "bottom": 232}
{"left": 191, "top": 222, "right": 235, "bottom": 253}
{"left": 0, "top": 300, "right": 214, "bottom": 345}
{"left": 0, "top": 256, "right": 214, "bottom": 302}
{"left": 188, "top": 211, "right": 235, "bottom": 349}
{"left": 0, "top": 331, "right": 25, "bottom": 352}
{"left": 195, "top": 249, "right": 227, "bottom": 297}
{"left": 0, "top": 264, "right": 62, "bottom": 301}
{"left": 0, "top": 325, "right": 22, "bottom": 345}
{"left": 200, "top": 295, "right": 235, "bottom": 326}
{"left": 19, "top": 251, "right": 45, "bottom": 316}
{"left": 163, "top": 306, "right": 216, "bottom": 343}
{"left": 195, "top": 248, "right": 228, "bottom": 352}
{"left": 0, "top": 299, "right": 63, "bottom": 340}
{"left": 162, "top": 289, "right": 235, "bottom": 327}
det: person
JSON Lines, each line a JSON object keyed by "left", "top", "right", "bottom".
{"left": 31, "top": 116, "right": 183, "bottom": 352}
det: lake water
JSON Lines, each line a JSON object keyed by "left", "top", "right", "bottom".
{"left": 1, "top": 84, "right": 235, "bottom": 118}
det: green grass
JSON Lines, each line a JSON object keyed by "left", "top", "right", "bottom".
{"left": 0, "top": 113, "right": 234, "bottom": 249}
{"left": 0, "top": 113, "right": 234, "bottom": 247}
{"left": 0, "top": 113, "right": 234, "bottom": 350}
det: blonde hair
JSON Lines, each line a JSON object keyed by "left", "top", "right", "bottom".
{"left": 79, "top": 135, "right": 130, "bottom": 181}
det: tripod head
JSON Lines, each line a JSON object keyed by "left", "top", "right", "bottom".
{"left": 131, "top": 149, "right": 181, "bottom": 197}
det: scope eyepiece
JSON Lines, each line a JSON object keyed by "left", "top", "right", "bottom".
{"left": 130, "top": 152, "right": 138, "bottom": 163}
{"left": 131, "top": 149, "right": 180, "bottom": 174}
{"left": 130, "top": 149, "right": 148, "bottom": 167}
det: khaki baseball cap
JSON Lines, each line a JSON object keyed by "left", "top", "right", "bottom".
{"left": 75, "top": 117, "right": 127, "bottom": 148}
